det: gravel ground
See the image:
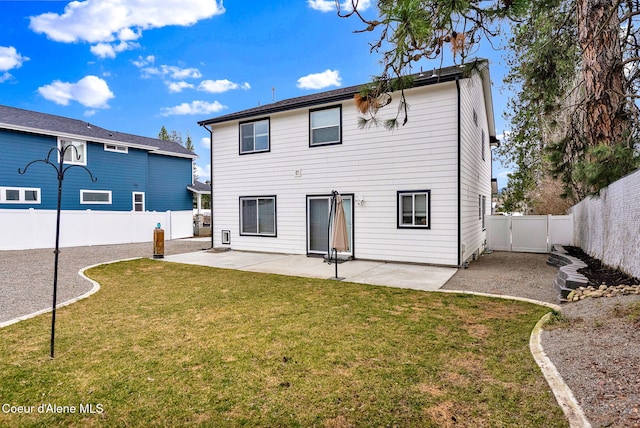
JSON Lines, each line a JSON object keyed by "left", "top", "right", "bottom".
{"left": 2, "top": 245, "right": 638, "bottom": 427}
{"left": 0, "top": 239, "right": 208, "bottom": 324}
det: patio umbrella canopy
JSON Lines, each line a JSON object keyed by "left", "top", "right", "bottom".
{"left": 331, "top": 193, "right": 350, "bottom": 253}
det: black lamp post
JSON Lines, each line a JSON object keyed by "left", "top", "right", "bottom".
{"left": 19, "top": 144, "right": 97, "bottom": 358}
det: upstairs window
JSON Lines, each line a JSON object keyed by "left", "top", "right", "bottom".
{"left": 105, "top": 144, "right": 128, "bottom": 153}
{"left": 310, "top": 106, "right": 341, "bottom": 146}
{"left": 240, "top": 119, "right": 270, "bottom": 154}
{"left": 60, "top": 139, "right": 87, "bottom": 165}
{"left": 398, "top": 190, "right": 431, "bottom": 229}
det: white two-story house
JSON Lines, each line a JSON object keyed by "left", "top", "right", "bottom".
{"left": 198, "top": 61, "right": 497, "bottom": 267}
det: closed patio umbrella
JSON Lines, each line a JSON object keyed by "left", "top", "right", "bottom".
{"left": 329, "top": 190, "right": 349, "bottom": 280}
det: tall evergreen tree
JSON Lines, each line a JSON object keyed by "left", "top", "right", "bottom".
{"left": 340, "top": 0, "right": 640, "bottom": 203}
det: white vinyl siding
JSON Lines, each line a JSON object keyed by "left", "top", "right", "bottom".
{"left": 459, "top": 73, "right": 492, "bottom": 263}
{"left": 210, "top": 81, "right": 462, "bottom": 265}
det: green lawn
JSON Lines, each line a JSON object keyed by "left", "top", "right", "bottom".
{"left": 0, "top": 259, "right": 568, "bottom": 427}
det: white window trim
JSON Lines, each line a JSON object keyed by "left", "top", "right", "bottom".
{"left": 397, "top": 190, "right": 431, "bottom": 229}
{"left": 80, "top": 190, "right": 112, "bottom": 205}
{"left": 59, "top": 138, "right": 87, "bottom": 166}
{"left": 239, "top": 196, "right": 277, "bottom": 236}
{"left": 0, "top": 187, "right": 41, "bottom": 204}
{"left": 104, "top": 144, "right": 128, "bottom": 153}
{"left": 132, "top": 192, "right": 145, "bottom": 212}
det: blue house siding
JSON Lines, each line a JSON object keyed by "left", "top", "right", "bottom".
{"left": 147, "top": 154, "right": 193, "bottom": 211}
{"left": 61, "top": 143, "right": 149, "bottom": 211}
{"left": 0, "top": 130, "right": 58, "bottom": 210}
{"left": 1, "top": 129, "right": 192, "bottom": 212}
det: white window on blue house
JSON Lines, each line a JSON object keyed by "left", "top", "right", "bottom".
{"left": 105, "top": 143, "right": 128, "bottom": 153}
{"left": 60, "top": 139, "right": 87, "bottom": 165}
{"left": 132, "top": 192, "right": 145, "bottom": 211}
{"left": 240, "top": 196, "right": 276, "bottom": 236}
{"left": 397, "top": 190, "right": 431, "bottom": 229}
{"left": 240, "top": 119, "right": 269, "bottom": 154}
{"left": 81, "top": 190, "right": 112, "bottom": 204}
{"left": 310, "top": 106, "right": 341, "bottom": 146}
{"left": 0, "top": 187, "right": 41, "bottom": 204}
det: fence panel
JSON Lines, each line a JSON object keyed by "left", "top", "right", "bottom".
{"left": 487, "top": 214, "right": 573, "bottom": 253}
{"left": 0, "top": 209, "right": 192, "bottom": 250}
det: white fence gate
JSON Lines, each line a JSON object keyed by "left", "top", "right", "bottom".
{"left": 486, "top": 215, "right": 573, "bottom": 253}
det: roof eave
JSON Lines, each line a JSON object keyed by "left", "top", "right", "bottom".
{"left": 0, "top": 122, "right": 159, "bottom": 151}
{"left": 198, "top": 71, "right": 463, "bottom": 126}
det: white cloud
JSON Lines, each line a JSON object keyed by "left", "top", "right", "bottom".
{"left": 198, "top": 79, "right": 250, "bottom": 93}
{"left": 167, "top": 81, "right": 195, "bottom": 93}
{"left": 200, "top": 136, "right": 210, "bottom": 149}
{"left": 29, "top": 0, "right": 225, "bottom": 57}
{"left": 132, "top": 55, "right": 155, "bottom": 68}
{"left": 160, "top": 100, "right": 226, "bottom": 116}
{"left": 0, "top": 46, "right": 29, "bottom": 79}
{"left": 297, "top": 69, "right": 341, "bottom": 90}
{"left": 91, "top": 40, "right": 139, "bottom": 58}
{"left": 133, "top": 57, "right": 202, "bottom": 82}
{"left": 308, "top": 0, "right": 372, "bottom": 12}
{"left": 38, "top": 75, "right": 115, "bottom": 108}
{"left": 195, "top": 163, "right": 210, "bottom": 181}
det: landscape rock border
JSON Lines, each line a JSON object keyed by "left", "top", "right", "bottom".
{"left": 548, "top": 244, "right": 640, "bottom": 303}
{"left": 547, "top": 245, "right": 589, "bottom": 303}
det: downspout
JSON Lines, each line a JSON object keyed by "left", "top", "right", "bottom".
{"left": 201, "top": 123, "right": 214, "bottom": 250}
{"left": 455, "top": 76, "right": 462, "bottom": 268}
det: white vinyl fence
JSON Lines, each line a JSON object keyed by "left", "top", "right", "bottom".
{"left": 0, "top": 209, "right": 193, "bottom": 250}
{"left": 572, "top": 168, "right": 640, "bottom": 279}
{"left": 487, "top": 215, "right": 573, "bottom": 253}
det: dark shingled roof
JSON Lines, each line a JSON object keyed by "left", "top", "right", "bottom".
{"left": 0, "top": 104, "right": 196, "bottom": 158}
{"left": 198, "top": 63, "right": 465, "bottom": 126}
{"left": 187, "top": 180, "right": 212, "bottom": 194}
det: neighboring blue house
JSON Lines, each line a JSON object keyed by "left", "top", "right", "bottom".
{"left": 0, "top": 104, "right": 197, "bottom": 249}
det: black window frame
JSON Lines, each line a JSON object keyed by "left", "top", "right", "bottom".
{"left": 309, "top": 105, "right": 342, "bottom": 147}
{"left": 239, "top": 118, "right": 270, "bottom": 155}
{"left": 239, "top": 195, "right": 277, "bottom": 237}
{"left": 397, "top": 190, "right": 431, "bottom": 229}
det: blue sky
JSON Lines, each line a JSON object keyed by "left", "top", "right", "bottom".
{"left": 0, "top": 0, "right": 512, "bottom": 186}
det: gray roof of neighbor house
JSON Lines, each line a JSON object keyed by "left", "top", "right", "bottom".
{"left": 0, "top": 104, "right": 197, "bottom": 159}
{"left": 198, "top": 63, "right": 467, "bottom": 126}
{"left": 187, "top": 180, "right": 211, "bottom": 194}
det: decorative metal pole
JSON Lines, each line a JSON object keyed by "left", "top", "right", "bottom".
{"left": 19, "top": 145, "right": 97, "bottom": 358}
